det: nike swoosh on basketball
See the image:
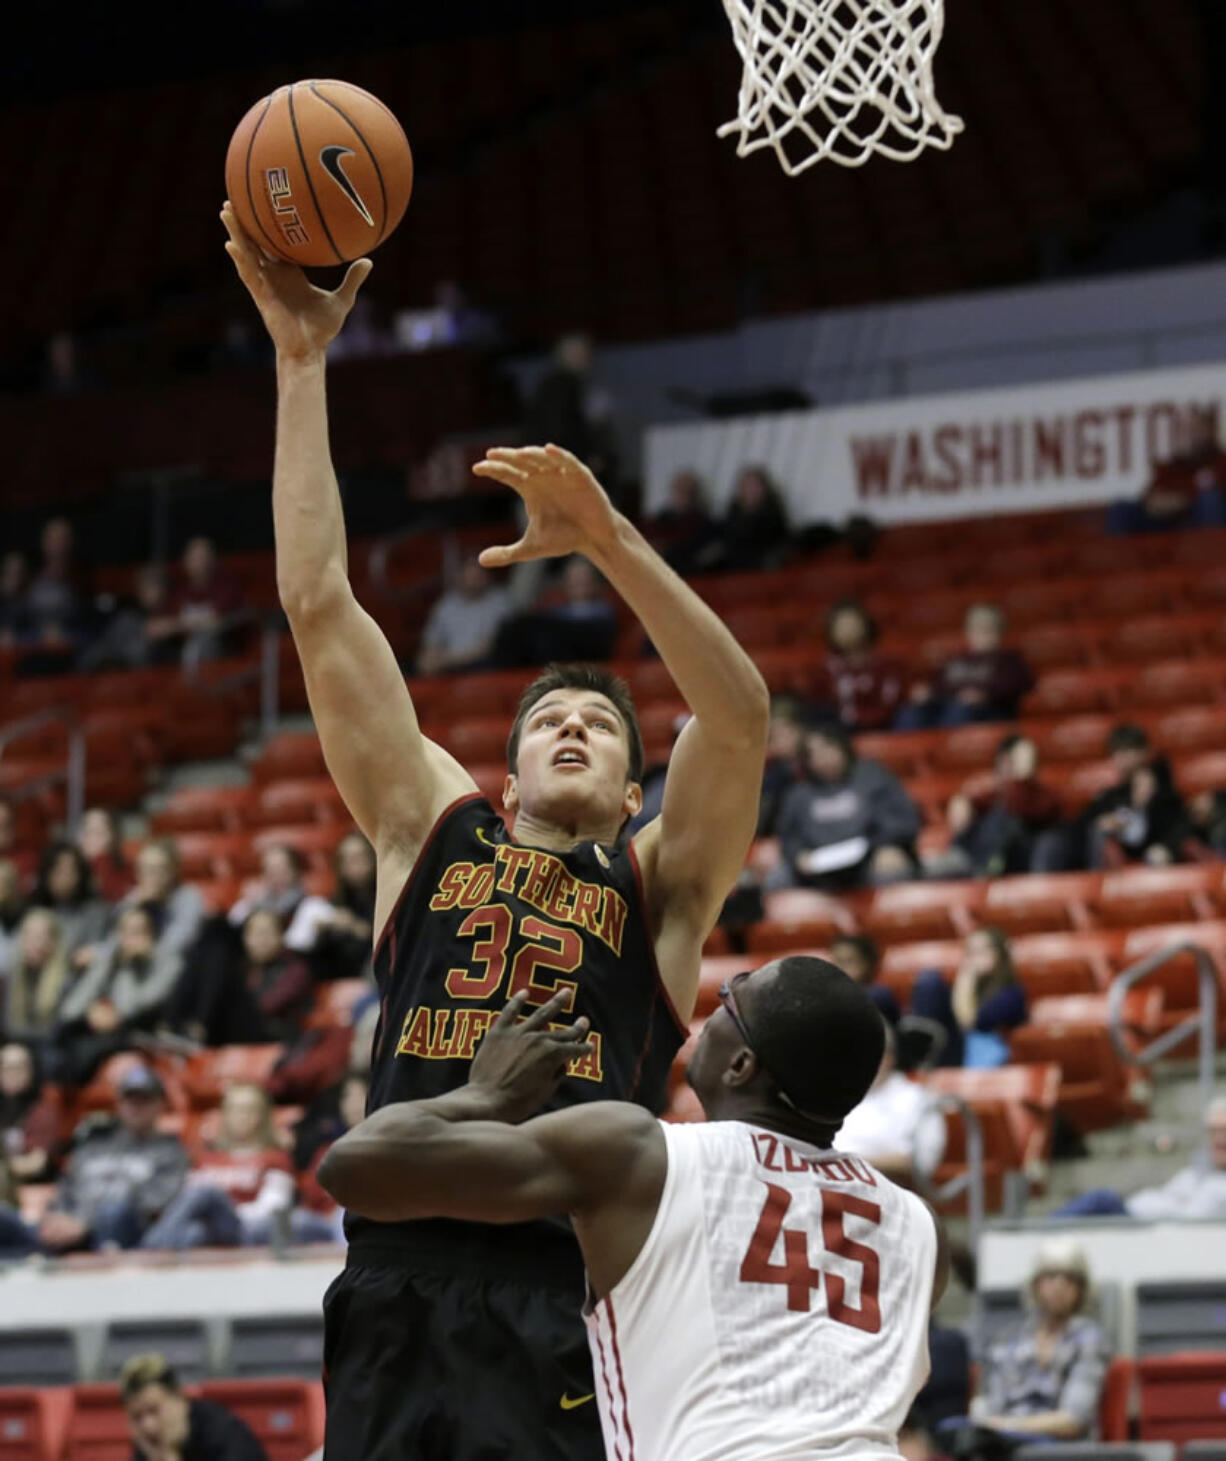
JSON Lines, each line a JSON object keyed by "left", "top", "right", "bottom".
{"left": 319, "top": 145, "right": 374, "bottom": 226}
{"left": 560, "top": 1393, "right": 595, "bottom": 1410}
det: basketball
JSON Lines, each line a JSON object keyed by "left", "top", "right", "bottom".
{"left": 224, "top": 79, "right": 413, "bottom": 268}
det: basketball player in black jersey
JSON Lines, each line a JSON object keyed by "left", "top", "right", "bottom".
{"left": 222, "top": 203, "right": 769, "bottom": 1461}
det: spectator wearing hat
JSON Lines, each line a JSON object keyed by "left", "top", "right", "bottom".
{"left": 122, "top": 1353, "right": 268, "bottom": 1461}
{"left": 898, "top": 604, "right": 1033, "bottom": 730}
{"left": 972, "top": 1238, "right": 1109, "bottom": 1440}
{"left": 38, "top": 1065, "right": 188, "bottom": 1252}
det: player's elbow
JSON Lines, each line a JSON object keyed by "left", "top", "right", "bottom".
{"left": 315, "top": 1140, "right": 363, "bottom": 1207}
{"left": 278, "top": 564, "right": 350, "bottom": 624}
{"left": 723, "top": 671, "right": 770, "bottom": 747}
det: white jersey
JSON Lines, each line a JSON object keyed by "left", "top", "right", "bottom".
{"left": 585, "top": 1120, "right": 937, "bottom": 1461}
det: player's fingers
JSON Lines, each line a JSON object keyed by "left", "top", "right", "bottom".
{"left": 473, "top": 457, "right": 530, "bottom": 485}
{"left": 521, "top": 989, "right": 572, "bottom": 1030}
{"left": 337, "top": 258, "right": 373, "bottom": 307}
{"left": 493, "top": 990, "right": 530, "bottom": 1027}
{"left": 477, "top": 540, "right": 531, "bottom": 569}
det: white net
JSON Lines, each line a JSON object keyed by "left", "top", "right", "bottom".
{"left": 717, "top": 0, "right": 964, "bottom": 174}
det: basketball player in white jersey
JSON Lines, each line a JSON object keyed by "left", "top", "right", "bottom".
{"left": 320, "top": 954, "right": 950, "bottom": 1461}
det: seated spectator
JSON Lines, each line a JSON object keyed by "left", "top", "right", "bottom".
{"left": 292, "top": 1070, "right": 369, "bottom": 1244}
{"left": 1052, "top": 1094, "right": 1226, "bottom": 1220}
{"left": 229, "top": 843, "right": 334, "bottom": 954}
{"left": 76, "top": 563, "right": 183, "bottom": 673}
{"left": 121, "top": 1353, "right": 269, "bottom": 1460}
{"left": 121, "top": 838, "right": 206, "bottom": 959}
{"left": 757, "top": 698, "right": 804, "bottom": 837}
{"left": 0, "top": 1041, "right": 60, "bottom": 1183}
{"left": 30, "top": 841, "right": 113, "bottom": 968}
{"left": 926, "top": 734, "right": 1063, "bottom": 879}
{"left": 898, "top": 604, "right": 1033, "bottom": 730}
{"left": 836, "top": 1020, "right": 946, "bottom": 1186}
{"left": 2, "top": 908, "right": 70, "bottom": 1052}
{"left": 771, "top": 726, "right": 920, "bottom": 890}
{"left": 0, "top": 858, "right": 29, "bottom": 977}
{"left": 972, "top": 1238, "right": 1108, "bottom": 1441}
{"left": 0, "top": 550, "right": 33, "bottom": 647}
{"left": 644, "top": 470, "right": 719, "bottom": 575}
{"left": 0, "top": 1151, "right": 37, "bottom": 1257}
{"left": 714, "top": 465, "right": 791, "bottom": 572}
{"left": 23, "top": 517, "right": 87, "bottom": 649}
{"left": 416, "top": 557, "right": 510, "bottom": 676}
{"left": 492, "top": 556, "right": 617, "bottom": 667}
{"left": 1189, "top": 787, "right": 1226, "bottom": 856}
{"left": 77, "top": 806, "right": 132, "bottom": 903}
{"left": 1057, "top": 724, "right": 1192, "bottom": 870}
{"left": 801, "top": 600, "right": 906, "bottom": 732}
{"left": 0, "top": 796, "right": 38, "bottom": 884}
{"left": 57, "top": 905, "right": 184, "bottom": 1085}
{"left": 312, "top": 832, "right": 377, "bottom": 981}
{"left": 141, "top": 1082, "right": 294, "bottom": 1249}
{"left": 828, "top": 933, "right": 901, "bottom": 1025}
{"left": 1107, "top": 414, "right": 1226, "bottom": 535}
{"left": 38, "top": 1064, "right": 188, "bottom": 1251}
{"left": 911, "top": 928, "right": 1028, "bottom": 1067}
{"left": 166, "top": 536, "right": 242, "bottom": 667}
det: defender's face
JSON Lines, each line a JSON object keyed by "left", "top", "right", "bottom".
{"left": 505, "top": 689, "right": 641, "bottom": 830}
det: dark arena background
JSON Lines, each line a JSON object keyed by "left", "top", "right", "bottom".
{"left": 2, "top": 0, "right": 1226, "bottom": 1456}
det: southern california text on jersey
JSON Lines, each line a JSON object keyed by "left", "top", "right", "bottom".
{"left": 587, "top": 1120, "right": 937, "bottom": 1461}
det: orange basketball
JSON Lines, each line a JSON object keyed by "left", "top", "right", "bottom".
{"left": 225, "top": 80, "right": 413, "bottom": 268}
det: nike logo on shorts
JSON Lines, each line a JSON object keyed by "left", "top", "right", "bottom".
{"left": 560, "top": 1393, "right": 595, "bottom": 1410}
{"left": 319, "top": 145, "right": 374, "bottom": 226}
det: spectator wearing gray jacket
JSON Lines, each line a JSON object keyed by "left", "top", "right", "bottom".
{"left": 770, "top": 725, "right": 921, "bottom": 889}
{"left": 38, "top": 1064, "right": 188, "bottom": 1252}
{"left": 119, "top": 840, "right": 205, "bottom": 962}
{"left": 58, "top": 905, "right": 183, "bottom": 1085}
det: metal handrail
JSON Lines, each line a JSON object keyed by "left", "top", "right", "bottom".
{"left": 0, "top": 706, "right": 86, "bottom": 831}
{"left": 181, "top": 611, "right": 282, "bottom": 741}
{"left": 368, "top": 528, "right": 456, "bottom": 608}
{"left": 917, "top": 1090, "right": 986, "bottom": 1353}
{"left": 1106, "top": 939, "right": 1219, "bottom": 1162}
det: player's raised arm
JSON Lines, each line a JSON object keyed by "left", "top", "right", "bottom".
{"left": 473, "top": 446, "right": 770, "bottom": 1019}
{"left": 318, "top": 991, "right": 665, "bottom": 1225}
{"left": 221, "top": 204, "right": 474, "bottom": 872}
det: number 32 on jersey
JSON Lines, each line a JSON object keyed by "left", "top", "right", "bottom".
{"left": 740, "top": 1183, "right": 882, "bottom": 1333}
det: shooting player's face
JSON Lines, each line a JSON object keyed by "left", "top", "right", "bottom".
{"left": 505, "top": 689, "right": 641, "bottom": 831}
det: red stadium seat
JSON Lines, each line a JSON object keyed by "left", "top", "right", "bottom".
{"left": 1050, "top": 760, "right": 1121, "bottom": 810}
{"left": 1175, "top": 749, "right": 1226, "bottom": 796}
{"left": 928, "top": 724, "right": 1012, "bottom": 773}
{"left": 1022, "top": 667, "right": 1129, "bottom": 717}
{"left": 65, "top": 1385, "right": 136, "bottom": 1461}
{"left": 252, "top": 732, "right": 328, "bottom": 783}
{"left": 1097, "top": 865, "right": 1218, "bottom": 928}
{"left": 1010, "top": 931, "right": 1123, "bottom": 998}
{"left": 194, "top": 876, "right": 243, "bottom": 915}
{"left": 1120, "top": 921, "right": 1226, "bottom": 1041}
{"left": 1153, "top": 705, "right": 1226, "bottom": 755}
{"left": 150, "top": 785, "right": 256, "bottom": 835}
{"left": 435, "top": 714, "right": 512, "bottom": 765}
{"left": 1099, "top": 1356, "right": 1134, "bottom": 1442}
{"left": 441, "top": 669, "right": 529, "bottom": 718}
{"left": 925, "top": 1062, "right": 1060, "bottom": 1177}
{"left": 981, "top": 873, "right": 1098, "bottom": 937}
{"left": 75, "top": 1054, "right": 189, "bottom": 1119}
{"left": 250, "top": 824, "right": 349, "bottom": 863}
{"left": 306, "top": 979, "right": 373, "bottom": 1030}
{"left": 1009, "top": 1023, "right": 1145, "bottom": 1132}
{"left": 0, "top": 1387, "right": 73, "bottom": 1461}
{"left": 696, "top": 954, "right": 762, "bottom": 1018}
{"left": 183, "top": 1045, "right": 285, "bottom": 1109}
{"left": 169, "top": 831, "right": 258, "bottom": 880}
{"left": 863, "top": 881, "right": 983, "bottom": 945}
{"left": 745, "top": 889, "right": 855, "bottom": 953}
{"left": 851, "top": 731, "right": 932, "bottom": 780}
{"left": 1015, "top": 624, "right": 1095, "bottom": 671}
{"left": 252, "top": 778, "right": 346, "bottom": 827}
{"left": 1029, "top": 988, "right": 1164, "bottom": 1042}
{"left": 1136, "top": 1352, "right": 1226, "bottom": 1442}
{"left": 879, "top": 939, "right": 964, "bottom": 1004}
{"left": 1028, "top": 714, "right": 1115, "bottom": 764}
{"left": 1130, "top": 658, "right": 1226, "bottom": 708}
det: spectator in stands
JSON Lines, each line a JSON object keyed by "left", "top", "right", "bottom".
{"left": 141, "top": 1082, "right": 295, "bottom": 1249}
{"left": 0, "top": 549, "right": 33, "bottom": 646}
{"left": 1189, "top": 787, "right": 1226, "bottom": 855}
{"left": 973, "top": 1238, "right": 1108, "bottom": 1440}
{"left": 78, "top": 806, "right": 131, "bottom": 903}
{"left": 0, "top": 798, "right": 37, "bottom": 884}
{"left": 312, "top": 832, "right": 377, "bottom": 982}
{"left": 627, "top": 713, "right": 689, "bottom": 836}
{"left": 1107, "top": 413, "right": 1226, "bottom": 534}
{"left": 911, "top": 928, "right": 1027, "bottom": 1068}
{"left": 2, "top": 908, "right": 70, "bottom": 1052}
{"left": 31, "top": 841, "right": 113, "bottom": 968}
{"left": 714, "top": 466, "right": 791, "bottom": 572}
{"left": 23, "top": 517, "right": 87, "bottom": 647}
{"left": 492, "top": 556, "right": 618, "bottom": 667}
{"left": 836, "top": 1020, "right": 945, "bottom": 1186}
{"left": 526, "top": 333, "right": 617, "bottom": 486}
{"left": 416, "top": 556, "right": 510, "bottom": 676}
{"left": 802, "top": 599, "right": 906, "bottom": 733}
{"left": 898, "top": 604, "right": 1033, "bottom": 729}
{"left": 0, "top": 1150, "right": 36, "bottom": 1256}
{"left": 645, "top": 470, "right": 719, "bottom": 575}
{"left": 77, "top": 563, "right": 183, "bottom": 673}
{"left": 169, "top": 536, "right": 241, "bottom": 667}
{"left": 292, "top": 1069, "right": 369, "bottom": 1244}
{"left": 0, "top": 859, "right": 28, "bottom": 977}
{"left": 121, "top": 1352, "right": 269, "bottom": 1461}
{"left": 771, "top": 725, "right": 921, "bottom": 890}
{"left": 1074, "top": 724, "right": 1192, "bottom": 870}
{"left": 38, "top": 1064, "right": 188, "bottom": 1251}
{"left": 829, "top": 933, "right": 901, "bottom": 1025}
{"left": 229, "top": 843, "right": 333, "bottom": 954}
{"left": 0, "top": 1040, "right": 58, "bottom": 1182}
{"left": 57, "top": 904, "right": 184, "bottom": 1084}
{"left": 1052, "top": 1094, "right": 1226, "bottom": 1219}
{"left": 757, "top": 698, "right": 804, "bottom": 837}
{"left": 122, "top": 839, "right": 205, "bottom": 958}
{"left": 927, "top": 734, "right": 1063, "bottom": 879}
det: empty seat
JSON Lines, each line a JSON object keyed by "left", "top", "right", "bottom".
{"left": 1130, "top": 658, "right": 1226, "bottom": 708}
{"left": 150, "top": 785, "right": 255, "bottom": 835}
{"left": 0, "top": 1329, "right": 78, "bottom": 1387}
{"left": 1136, "top": 1283, "right": 1226, "bottom": 1356}
{"left": 1029, "top": 988, "right": 1164, "bottom": 1042}
{"left": 745, "top": 889, "right": 854, "bottom": 953}
{"left": 250, "top": 824, "right": 348, "bottom": 862}
{"left": 864, "top": 881, "right": 983, "bottom": 944}
{"left": 184, "top": 1045, "right": 284, "bottom": 1109}
{"left": 1136, "top": 1351, "right": 1226, "bottom": 1441}
{"left": 925, "top": 1063, "right": 1060, "bottom": 1178}
{"left": 252, "top": 732, "right": 328, "bottom": 783}
{"left": 1175, "top": 749, "right": 1226, "bottom": 796}
{"left": 437, "top": 714, "right": 512, "bottom": 764}
{"left": 101, "top": 1320, "right": 209, "bottom": 1382}
{"left": 252, "top": 778, "right": 345, "bottom": 826}
{"left": 196, "top": 1379, "right": 323, "bottom": 1461}
{"left": 64, "top": 1385, "right": 131, "bottom": 1461}
{"left": 982, "top": 874, "right": 1098, "bottom": 937}
{"left": 879, "top": 939, "right": 964, "bottom": 1004}
{"left": 1009, "top": 1023, "right": 1144, "bottom": 1132}
{"left": 1153, "top": 705, "right": 1226, "bottom": 755}
{"left": 0, "top": 1388, "right": 73, "bottom": 1461}
{"left": 227, "top": 1316, "right": 325, "bottom": 1379}
{"left": 1011, "top": 931, "right": 1122, "bottom": 998}
{"left": 1097, "top": 865, "right": 1218, "bottom": 928}
{"left": 1120, "top": 922, "right": 1226, "bottom": 1040}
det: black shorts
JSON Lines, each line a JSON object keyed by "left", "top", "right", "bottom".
{"left": 322, "top": 1242, "right": 605, "bottom": 1461}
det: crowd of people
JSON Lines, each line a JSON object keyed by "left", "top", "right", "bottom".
{"left": 0, "top": 809, "right": 378, "bottom": 1259}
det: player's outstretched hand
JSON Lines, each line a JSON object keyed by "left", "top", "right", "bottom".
{"left": 469, "top": 989, "right": 593, "bottom": 1123}
{"left": 472, "top": 444, "right": 621, "bottom": 567}
{"left": 220, "top": 200, "right": 371, "bottom": 363}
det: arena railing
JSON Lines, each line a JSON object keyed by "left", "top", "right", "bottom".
{"left": 182, "top": 611, "right": 283, "bottom": 742}
{"left": 916, "top": 1090, "right": 986, "bottom": 1351}
{"left": 1107, "top": 941, "right": 1219, "bottom": 1165}
{"left": 0, "top": 706, "right": 86, "bottom": 831}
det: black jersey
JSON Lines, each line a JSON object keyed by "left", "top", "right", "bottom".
{"left": 349, "top": 793, "right": 687, "bottom": 1268}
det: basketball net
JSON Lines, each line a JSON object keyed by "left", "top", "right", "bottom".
{"left": 717, "top": 0, "right": 964, "bottom": 173}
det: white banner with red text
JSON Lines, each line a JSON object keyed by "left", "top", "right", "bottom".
{"left": 643, "top": 361, "right": 1226, "bottom": 526}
